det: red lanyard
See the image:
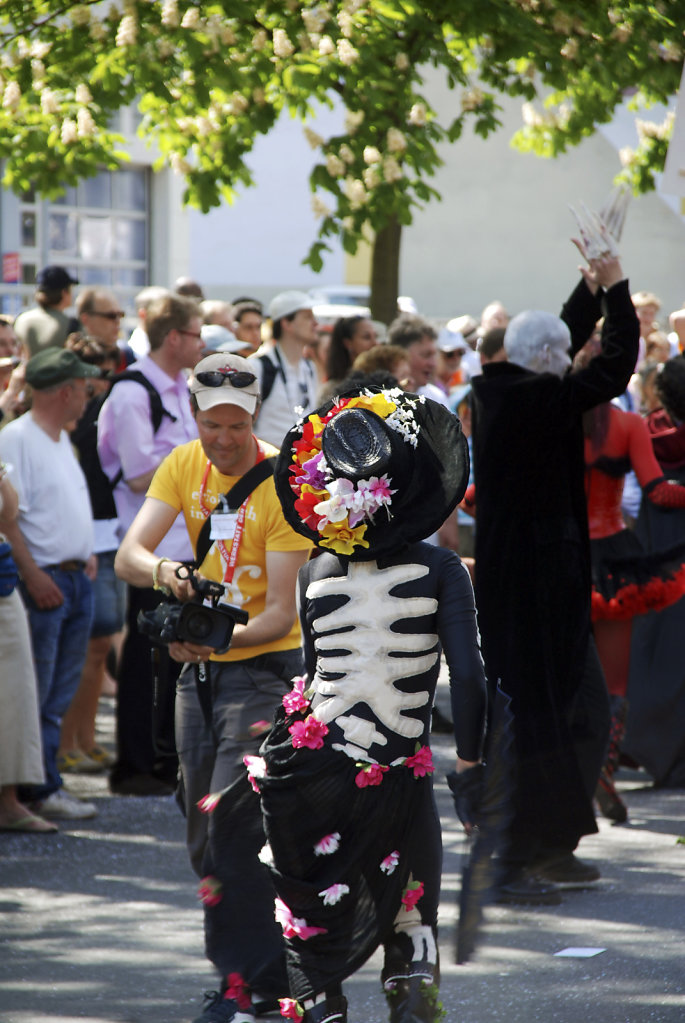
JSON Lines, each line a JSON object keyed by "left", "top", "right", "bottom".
{"left": 198, "top": 439, "right": 263, "bottom": 585}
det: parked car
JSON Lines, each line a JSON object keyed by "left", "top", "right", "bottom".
{"left": 308, "top": 285, "right": 417, "bottom": 328}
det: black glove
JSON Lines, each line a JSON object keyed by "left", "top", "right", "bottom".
{"left": 446, "top": 763, "right": 485, "bottom": 830}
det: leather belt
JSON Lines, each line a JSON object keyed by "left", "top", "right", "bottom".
{"left": 45, "top": 560, "right": 86, "bottom": 572}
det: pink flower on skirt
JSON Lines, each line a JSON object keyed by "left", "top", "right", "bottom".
{"left": 401, "top": 880, "right": 424, "bottom": 912}
{"left": 279, "top": 998, "right": 304, "bottom": 1020}
{"left": 380, "top": 850, "right": 400, "bottom": 875}
{"left": 274, "top": 897, "right": 328, "bottom": 940}
{"left": 197, "top": 875, "right": 222, "bottom": 907}
{"left": 282, "top": 676, "right": 311, "bottom": 715}
{"left": 289, "top": 714, "right": 328, "bottom": 750}
{"left": 224, "top": 972, "right": 252, "bottom": 1010}
{"left": 248, "top": 719, "right": 272, "bottom": 737}
{"left": 404, "top": 745, "right": 434, "bottom": 777}
{"left": 314, "top": 832, "right": 341, "bottom": 856}
{"left": 319, "top": 883, "right": 350, "bottom": 906}
{"left": 355, "top": 763, "right": 389, "bottom": 788}
{"left": 197, "top": 791, "right": 221, "bottom": 814}
{"left": 243, "top": 754, "right": 267, "bottom": 793}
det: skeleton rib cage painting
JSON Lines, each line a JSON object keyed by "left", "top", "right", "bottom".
{"left": 253, "top": 386, "right": 489, "bottom": 1023}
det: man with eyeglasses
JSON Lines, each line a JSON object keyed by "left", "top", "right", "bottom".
{"left": 98, "top": 293, "right": 202, "bottom": 797}
{"left": 115, "top": 351, "right": 312, "bottom": 1022}
{"left": 76, "top": 287, "right": 128, "bottom": 372}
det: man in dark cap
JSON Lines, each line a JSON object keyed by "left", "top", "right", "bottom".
{"left": 14, "top": 265, "right": 80, "bottom": 359}
{"left": 0, "top": 348, "right": 101, "bottom": 821}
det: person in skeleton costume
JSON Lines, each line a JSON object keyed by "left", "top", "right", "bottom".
{"left": 256, "top": 387, "right": 488, "bottom": 1023}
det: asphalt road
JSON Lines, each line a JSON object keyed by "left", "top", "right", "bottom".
{"left": 1, "top": 694, "right": 684, "bottom": 1023}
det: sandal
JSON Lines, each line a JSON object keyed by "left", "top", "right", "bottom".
{"left": 0, "top": 812, "right": 58, "bottom": 833}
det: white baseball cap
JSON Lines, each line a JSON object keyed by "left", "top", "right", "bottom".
{"left": 267, "top": 290, "right": 316, "bottom": 322}
{"left": 189, "top": 353, "right": 260, "bottom": 414}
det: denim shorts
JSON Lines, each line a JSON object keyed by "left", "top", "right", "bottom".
{"left": 91, "top": 549, "right": 127, "bottom": 637}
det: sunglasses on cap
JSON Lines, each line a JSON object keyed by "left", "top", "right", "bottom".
{"left": 195, "top": 367, "right": 257, "bottom": 389}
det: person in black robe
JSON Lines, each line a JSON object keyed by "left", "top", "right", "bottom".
{"left": 470, "top": 248, "right": 639, "bottom": 902}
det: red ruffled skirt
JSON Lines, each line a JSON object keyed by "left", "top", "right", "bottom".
{"left": 591, "top": 528, "right": 685, "bottom": 621}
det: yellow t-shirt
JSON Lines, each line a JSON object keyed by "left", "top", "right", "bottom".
{"left": 147, "top": 438, "right": 311, "bottom": 662}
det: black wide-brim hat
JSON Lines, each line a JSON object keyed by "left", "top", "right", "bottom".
{"left": 275, "top": 385, "right": 469, "bottom": 560}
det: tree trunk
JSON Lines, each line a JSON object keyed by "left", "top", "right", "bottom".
{"left": 369, "top": 215, "right": 402, "bottom": 326}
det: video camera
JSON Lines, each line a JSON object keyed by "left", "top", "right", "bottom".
{"left": 137, "top": 567, "right": 248, "bottom": 656}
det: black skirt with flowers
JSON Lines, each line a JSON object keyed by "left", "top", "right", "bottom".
{"left": 259, "top": 706, "right": 433, "bottom": 1001}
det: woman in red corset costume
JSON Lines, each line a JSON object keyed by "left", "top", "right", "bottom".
{"left": 583, "top": 390, "right": 685, "bottom": 822}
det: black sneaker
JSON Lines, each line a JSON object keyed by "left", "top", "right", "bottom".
{"left": 192, "top": 991, "right": 255, "bottom": 1023}
{"left": 532, "top": 853, "right": 600, "bottom": 888}
{"left": 495, "top": 870, "right": 562, "bottom": 906}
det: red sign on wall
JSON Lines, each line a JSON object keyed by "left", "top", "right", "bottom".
{"left": 2, "top": 252, "right": 21, "bottom": 284}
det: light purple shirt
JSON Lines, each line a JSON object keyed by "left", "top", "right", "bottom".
{"left": 97, "top": 356, "right": 197, "bottom": 560}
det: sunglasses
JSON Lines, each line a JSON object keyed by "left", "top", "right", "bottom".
{"left": 195, "top": 368, "right": 257, "bottom": 389}
{"left": 93, "top": 310, "right": 125, "bottom": 320}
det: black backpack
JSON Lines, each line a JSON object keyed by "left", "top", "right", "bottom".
{"left": 256, "top": 352, "right": 279, "bottom": 403}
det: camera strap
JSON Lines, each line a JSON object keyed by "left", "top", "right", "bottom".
{"left": 194, "top": 454, "right": 277, "bottom": 571}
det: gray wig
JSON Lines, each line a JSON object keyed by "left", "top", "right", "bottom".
{"left": 504, "top": 310, "right": 572, "bottom": 377}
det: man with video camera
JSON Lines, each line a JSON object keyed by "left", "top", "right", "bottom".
{"left": 115, "top": 352, "right": 312, "bottom": 1023}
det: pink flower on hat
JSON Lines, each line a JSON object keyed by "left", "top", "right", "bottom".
{"left": 319, "top": 883, "right": 350, "bottom": 906}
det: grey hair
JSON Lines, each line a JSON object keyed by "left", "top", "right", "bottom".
{"left": 504, "top": 310, "right": 571, "bottom": 377}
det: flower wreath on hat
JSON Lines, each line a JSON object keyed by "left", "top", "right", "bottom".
{"left": 288, "top": 388, "right": 424, "bottom": 557}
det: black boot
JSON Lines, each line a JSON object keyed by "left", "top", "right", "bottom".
{"left": 382, "top": 938, "right": 442, "bottom": 1023}
{"left": 384, "top": 973, "right": 443, "bottom": 1023}
{"left": 302, "top": 996, "right": 347, "bottom": 1023}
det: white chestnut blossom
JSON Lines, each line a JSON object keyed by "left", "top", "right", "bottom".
{"left": 312, "top": 196, "right": 332, "bottom": 218}
{"left": 344, "top": 177, "right": 367, "bottom": 208}
{"left": 302, "top": 7, "right": 329, "bottom": 34}
{"left": 2, "top": 81, "right": 21, "bottom": 111}
{"left": 273, "top": 29, "right": 295, "bottom": 58}
{"left": 339, "top": 143, "right": 355, "bottom": 164}
{"left": 560, "top": 38, "right": 579, "bottom": 59}
{"left": 170, "top": 151, "right": 191, "bottom": 174}
{"left": 344, "top": 109, "right": 364, "bottom": 133}
{"left": 31, "top": 41, "right": 52, "bottom": 59}
{"left": 90, "top": 20, "right": 107, "bottom": 41}
{"left": 395, "top": 52, "right": 409, "bottom": 71}
{"left": 75, "top": 83, "right": 93, "bottom": 105}
{"left": 461, "top": 87, "right": 484, "bottom": 112}
{"left": 115, "top": 14, "right": 137, "bottom": 48}
{"left": 363, "top": 166, "right": 380, "bottom": 189}
{"left": 304, "top": 127, "right": 325, "bottom": 149}
{"left": 319, "top": 35, "right": 336, "bottom": 56}
{"left": 326, "top": 153, "right": 346, "bottom": 177}
{"left": 40, "top": 89, "right": 59, "bottom": 116}
{"left": 337, "top": 10, "right": 354, "bottom": 36}
{"left": 383, "top": 157, "right": 403, "bottom": 183}
{"left": 181, "top": 7, "right": 201, "bottom": 30}
{"left": 70, "top": 6, "right": 91, "bottom": 27}
{"left": 252, "top": 29, "right": 268, "bottom": 50}
{"left": 363, "top": 145, "right": 381, "bottom": 165}
{"left": 60, "top": 118, "right": 78, "bottom": 144}
{"left": 337, "top": 38, "right": 359, "bottom": 66}
{"left": 386, "top": 126, "right": 407, "bottom": 153}
{"left": 408, "top": 102, "right": 427, "bottom": 126}
{"left": 161, "top": 0, "right": 179, "bottom": 27}
{"left": 77, "top": 108, "right": 96, "bottom": 137}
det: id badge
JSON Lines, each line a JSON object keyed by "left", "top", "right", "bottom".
{"left": 210, "top": 511, "right": 239, "bottom": 540}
